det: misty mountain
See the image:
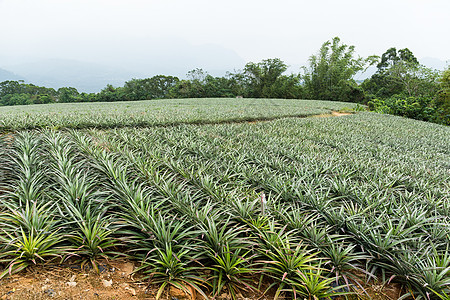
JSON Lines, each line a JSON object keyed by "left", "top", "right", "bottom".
{"left": 1, "top": 40, "right": 245, "bottom": 93}
{"left": 0, "top": 68, "right": 25, "bottom": 82}
{"left": 2, "top": 60, "right": 145, "bottom": 93}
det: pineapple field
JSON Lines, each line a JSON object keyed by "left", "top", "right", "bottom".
{"left": 0, "top": 98, "right": 449, "bottom": 299}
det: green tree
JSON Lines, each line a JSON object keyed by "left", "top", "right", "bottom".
{"left": 167, "top": 80, "right": 193, "bottom": 99}
{"left": 383, "top": 62, "right": 439, "bottom": 98}
{"left": 302, "top": 37, "right": 377, "bottom": 102}
{"left": 0, "top": 93, "right": 32, "bottom": 106}
{"left": 186, "top": 68, "right": 208, "bottom": 98}
{"left": 168, "top": 69, "right": 235, "bottom": 99}
{"left": 0, "top": 80, "right": 25, "bottom": 98}
{"left": 203, "top": 75, "right": 234, "bottom": 98}
{"left": 32, "top": 94, "right": 55, "bottom": 104}
{"left": 361, "top": 47, "right": 437, "bottom": 98}
{"left": 0, "top": 80, "right": 57, "bottom": 106}
{"left": 124, "top": 76, "right": 179, "bottom": 100}
{"left": 270, "top": 74, "right": 303, "bottom": 99}
{"left": 96, "top": 84, "right": 126, "bottom": 102}
{"left": 243, "top": 58, "right": 289, "bottom": 98}
{"left": 377, "top": 47, "right": 419, "bottom": 70}
{"left": 225, "top": 71, "right": 247, "bottom": 97}
{"left": 366, "top": 49, "right": 444, "bottom": 124}
{"left": 433, "top": 67, "right": 450, "bottom": 124}
{"left": 57, "top": 87, "right": 80, "bottom": 103}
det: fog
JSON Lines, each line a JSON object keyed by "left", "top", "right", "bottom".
{"left": 0, "top": 0, "right": 448, "bottom": 91}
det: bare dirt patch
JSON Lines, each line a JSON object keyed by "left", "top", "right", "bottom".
{"left": 313, "top": 111, "right": 353, "bottom": 118}
{"left": 0, "top": 260, "right": 151, "bottom": 300}
{"left": 331, "top": 111, "right": 353, "bottom": 117}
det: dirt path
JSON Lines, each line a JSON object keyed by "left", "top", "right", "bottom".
{"left": 0, "top": 260, "right": 402, "bottom": 300}
{"left": 0, "top": 260, "right": 150, "bottom": 300}
{"left": 312, "top": 111, "right": 353, "bottom": 118}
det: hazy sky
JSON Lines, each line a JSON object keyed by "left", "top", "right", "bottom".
{"left": 0, "top": 0, "right": 449, "bottom": 72}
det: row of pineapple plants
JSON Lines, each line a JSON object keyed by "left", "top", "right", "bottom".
{"left": 0, "top": 131, "right": 355, "bottom": 299}
{"left": 73, "top": 130, "right": 345, "bottom": 299}
{"left": 0, "top": 98, "right": 355, "bottom": 132}
{"left": 0, "top": 111, "right": 448, "bottom": 299}
{"left": 83, "top": 113, "right": 449, "bottom": 299}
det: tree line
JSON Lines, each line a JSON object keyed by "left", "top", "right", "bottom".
{"left": 1, "top": 37, "right": 448, "bottom": 125}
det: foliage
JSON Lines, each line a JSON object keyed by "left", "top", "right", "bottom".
{"left": 57, "top": 87, "right": 80, "bottom": 103}
{"left": 168, "top": 70, "right": 235, "bottom": 99}
{"left": 0, "top": 80, "right": 58, "bottom": 106}
{"left": 123, "top": 75, "right": 179, "bottom": 100}
{"left": 434, "top": 68, "right": 450, "bottom": 124}
{"left": 166, "top": 61, "right": 303, "bottom": 99}
{"left": 45, "top": 132, "right": 117, "bottom": 270}
{"left": 242, "top": 58, "right": 301, "bottom": 98}
{"left": 368, "top": 95, "right": 438, "bottom": 122}
{"left": 377, "top": 47, "right": 419, "bottom": 70}
{"left": 382, "top": 62, "right": 439, "bottom": 98}
{"left": 362, "top": 47, "right": 445, "bottom": 124}
{"left": 0, "top": 132, "right": 65, "bottom": 277}
{"left": 0, "top": 208, "right": 63, "bottom": 278}
{"left": 207, "top": 245, "right": 254, "bottom": 299}
{"left": 302, "top": 37, "right": 377, "bottom": 103}
{"left": 362, "top": 47, "right": 439, "bottom": 99}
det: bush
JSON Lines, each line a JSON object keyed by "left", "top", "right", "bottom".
{"left": 368, "top": 95, "right": 448, "bottom": 125}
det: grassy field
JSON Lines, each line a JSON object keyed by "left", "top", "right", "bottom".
{"left": 0, "top": 98, "right": 449, "bottom": 299}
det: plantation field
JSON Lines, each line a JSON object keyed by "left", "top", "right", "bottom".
{"left": 0, "top": 98, "right": 449, "bottom": 299}
{"left": 0, "top": 98, "right": 357, "bottom": 131}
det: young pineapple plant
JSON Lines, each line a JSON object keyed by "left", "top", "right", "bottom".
{"left": 256, "top": 226, "right": 339, "bottom": 299}
{"left": 0, "top": 132, "right": 64, "bottom": 277}
{"left": 45, "top": 132, "right": 117, "bottom": 271}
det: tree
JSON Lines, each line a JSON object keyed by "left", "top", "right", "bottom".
{"left": 57, "top": 87, "right": 80, "bottom": 103}
{"left": 365, "top": 48, "right": 444, "bottom": 124}
{"left": 186, "top": 68, "right": 208, "bottom": 98}
{"left": 203, "top": 75, "right": 234, "bottom": 98}
{"left": 168, "top": 69, "right": 236, "bottom": 99}
{"left": 225, "top": 71, "right": 247, "bottom": 97}
{"left": 95, "top": 85, "right": 126, "bottom": 102}
{"left": 124, "top": 76, "right": 179, "bottom": 100}
{"left": 0, "top": 80, "right": 24, "bottom": 98}
{"left": 269, "top": 74, "right": 303, "bottom": 99}
{"left": 383, "top": 62, "right": 439, "bottom": 98}
{"left": 0, "top": 93, "right": 32, "bottom": 106}
{"left": 243, "top": 58, "right": 289, "bottom": 98}
{"left": 433, "top": 67, "right": 450, "bottom": 124}
{"left": 361, "top": 47, "right": 438, "bottom": 98}
{"left": 32, "top": 94, "right": 55, "bottom": 104}
{"left": 377, "top": 47, "right": 419, "bottom": 70}
{"left": 302, "top": 37, "right": 377, "bottom": 102}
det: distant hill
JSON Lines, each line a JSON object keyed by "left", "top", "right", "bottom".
{"left": 0, "top": 68, "right": 25, "bottom": 82}
{"left": 0, "top": 39, "right": 245, "bottom": 93}
{"left": 2, "top": 60, "right": 143, "bottom": 93}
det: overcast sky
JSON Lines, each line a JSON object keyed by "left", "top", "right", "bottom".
{"left": 0, "top": 0, "right": 449, "bottom": 74}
